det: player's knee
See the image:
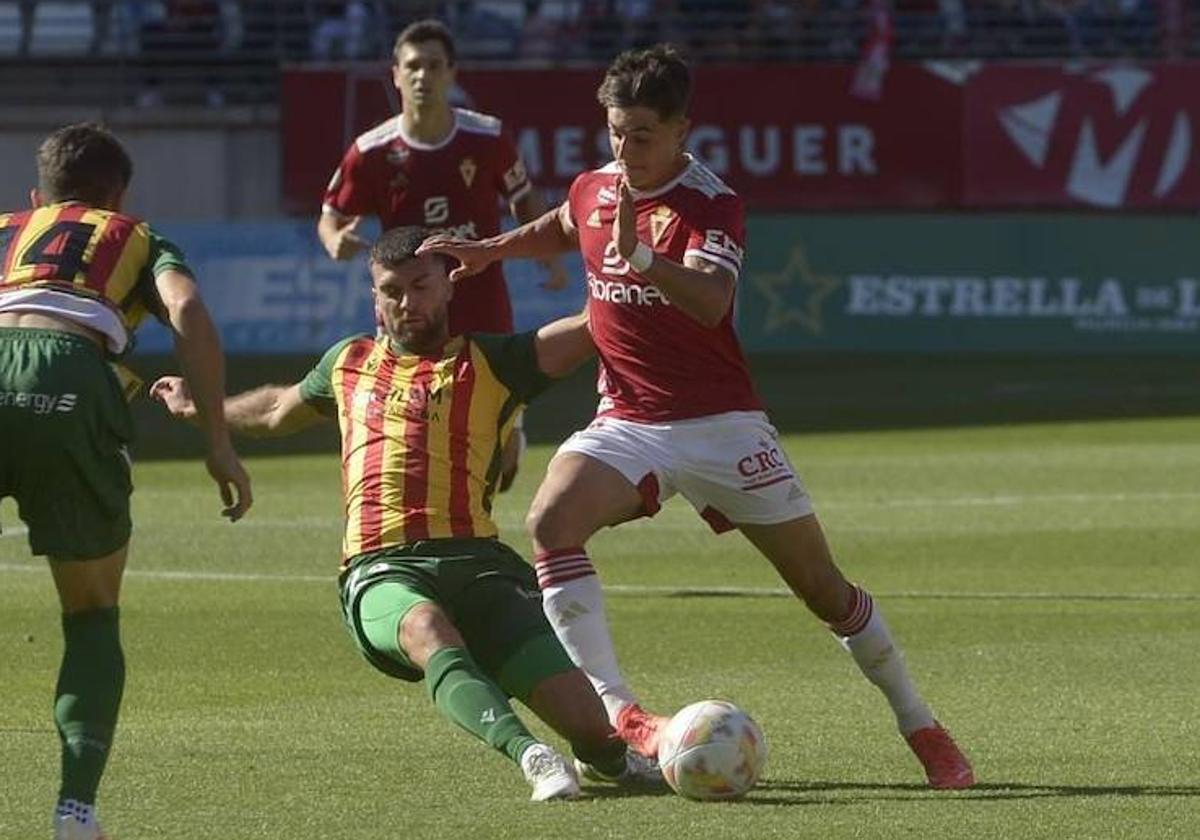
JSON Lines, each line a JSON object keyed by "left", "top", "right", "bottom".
{"left": 399, "top": 604, "right": 459, "bottom": 666}
{"left": 525, "top": 499, "right": 575, "bottom": 548}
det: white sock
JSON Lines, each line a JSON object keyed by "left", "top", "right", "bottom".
{"left": 535, "top": 548, "right": 636, "bottom": 723}
{"left": 831, "top": 586, "right": 935, "bottom": 735}
{"left": 55, "top": 798, "right": 96, "bottom": 824}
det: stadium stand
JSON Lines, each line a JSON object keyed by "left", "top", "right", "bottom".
{"left": 0, "top": 0, "right": 1194, "bottom": 105}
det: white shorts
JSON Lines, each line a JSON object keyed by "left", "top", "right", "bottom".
{"left": 555, "top": 411, "right": 813, "bottom": 533}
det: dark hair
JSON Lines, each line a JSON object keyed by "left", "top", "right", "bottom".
{"left": 369, "top": 226, "right": 433, "bottom": 272}
{"left": 596, "top": 44, "right": 691, "bottom": 121}
{"left": 37, "top": 123, "right": 133, "bottom": 205}
{"left": 393, "top": 18, "right": 456, "bottom": 66}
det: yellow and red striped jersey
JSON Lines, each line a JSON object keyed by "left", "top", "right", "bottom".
{"left": 0, "top": 201, "right": 190, "bottom": 354}
{"left": 300, "top": 332, "right": 550, "bottom": 565}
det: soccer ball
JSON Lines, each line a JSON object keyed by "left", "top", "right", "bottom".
{"left": 658, "top": 700, "right": 767, "bottom": 800}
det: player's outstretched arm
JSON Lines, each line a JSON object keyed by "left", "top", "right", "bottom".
{"left": 152, "top": 379, "right": 326, "bottom": 439}
{"left": 318, "top": 211, "right": 369, "bottom": 261}
{"left": 418, "top": 202, "right": 578, "bottom": 282}
{"left": 155, "top": 269, "right": 253, "bottom": 521}
{"left": 511, "top": 189, "right": 571, "bottom": 291}
{"left": 533, "top": 310, "right": 594, "bottom": 379}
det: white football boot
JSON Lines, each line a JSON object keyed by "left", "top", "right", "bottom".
{"left": 53, "top": 813, "right": 109, "bottom": 840}
{"left": 520, "top": 743, "right": 581, "bottom": 801}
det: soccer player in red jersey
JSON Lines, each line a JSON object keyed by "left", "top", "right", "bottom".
{"left": 420, "top": 45, "right": 975, "bottom": 790}
{"left": 318, "top": 19, "right": 567, "bottom": 489}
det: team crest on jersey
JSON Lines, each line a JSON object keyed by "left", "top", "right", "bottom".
{"left": 460, "top": 157, "right": 477, "bottom": 188}
{"left": 649, "top": 206, "right": 676, "bottom": 246}
{"left": 597, "top": 186, "right": 617, "bottom": 205}
{"left": 387, "top": 146, "right": 410, "bottom": 188}
{"left": 503, "top": 160, "right": 528, "bottom": 192}
{"left": 586, "top": 208, "right": 602, "bottom": 228}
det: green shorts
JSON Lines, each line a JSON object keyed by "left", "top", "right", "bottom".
{"left": 0, "top": 328, "right": 133, "bottom": 560}
{"left": 338, "top": 537, "right": 574, "bottom": 700}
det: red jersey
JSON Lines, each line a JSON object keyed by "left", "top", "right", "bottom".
{"left": 568, "top": 155, "right": 761, "bottom": 422}
{"left": 322, "top": 108, "right": 531, "bottom": 334}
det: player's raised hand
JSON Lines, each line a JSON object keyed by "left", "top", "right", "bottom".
{"left": 205, "top": 443, "right": 253, "bottom": 523}
{"left": 538, "top": 256, "right": 570, "bottom": 291}
{"left": 416, "top": 235, "right": 495, "bottom": 283}
{"left": 331, "top": 215, "right": 369, "bottom": 261}
{"left": 613, "top": 178, "right": 638, "bottom": 259}
{"left": 150, "top": 375, "right": 196, "bottom": 420}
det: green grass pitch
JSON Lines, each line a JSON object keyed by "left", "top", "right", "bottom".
{"left": 2, "top": 418, "right": 1199, "bottom": 838}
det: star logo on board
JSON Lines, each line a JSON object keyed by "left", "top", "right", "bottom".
{"left": 751, "top": 245, "right": 842, "bottom": 336}
{"left": 460, "top": 157, "right": 477, "bottom": 188}
{"left": 649, "top": 206, "right": 675, "bottom": 246}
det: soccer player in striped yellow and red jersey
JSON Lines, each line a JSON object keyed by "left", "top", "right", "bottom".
{"left": 0, "top": 123, "right": 252, "bottom": 840}
{"left": 318, "top": 18, "right": 569, "bottom": 493}
{"left": 151, "top": 226, "right": 662, "bottom": 803}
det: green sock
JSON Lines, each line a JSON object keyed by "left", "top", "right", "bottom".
{"left": 424, "top": 647, "right": 538, "bottom": 765}
{"left": 55, "top": 607, "right": 125, "bottom": 803}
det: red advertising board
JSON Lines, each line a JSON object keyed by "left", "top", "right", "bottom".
{"left": 963, "top": 63, "right": 1200, "bottom": 209}
{"left": 281, "top": 63, "right": 964, "bottom": 214}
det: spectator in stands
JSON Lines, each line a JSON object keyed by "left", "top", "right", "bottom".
{"left": 16, "top": 0, "right": 34, "bottom": 56}
{"left": 90, "top": 0, "right": 113, "bottom": 53}
{"left": 310, "top": 0, "right": 374, "bottom": 60}
{"left": 826, "top": 0, "right": 866, "bottom": 58}
{"left": 1079, "top": 0, "right": 1157, "bottom": 56}
{"left": 749, "top": 0, "right": 805, "bottom": 59}
{"left": 675, "top": 0, "right": 753, "bottom": 58}
{"left": 445, "top": 0, "right": 519, "bottom": 58}
{"left": 1031, "top": 0, "right": 1101, "bottom": 54}
{"left": 139, "top": 0, "right": 226, "bottom": 105}
{"left": 579, "top": 0, "right": 624, "bottom": 58}
{"left": 518, "top": 0, "right": 561, "bottom": 61}
{"left": 238, "top": 0, "right": 309, "bottom": 60}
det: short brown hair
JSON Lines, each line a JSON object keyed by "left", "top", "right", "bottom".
{"left": 597, "top": 44, "right": 691, "bottom": 121}
{"left": 370, "top": 225, "right": 452, "bottom": 275}
{"left": 37, "top": 123, "right": 132, "bottom": 205}
{"left": 393, "top": 19, "right": 456, "bottom": 66}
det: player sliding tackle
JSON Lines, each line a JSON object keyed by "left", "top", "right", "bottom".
{"left": 419, "top": 44, "right": 975, "bottom": 789}
{"left": 153, "top": 227, "right": 660, "bottom": 802}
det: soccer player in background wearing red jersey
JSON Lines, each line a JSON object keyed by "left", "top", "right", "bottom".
{"left": 318, "top": 18, "right": 567, "bottom": 490}
{"left": 0, "top": 123, "right": 252, "bottom": 840}
{"left": 153, "top": 227, "right": 661, "bottom": 803}
{"left": 420, "top": 45, "right": 976, "bottom": 790}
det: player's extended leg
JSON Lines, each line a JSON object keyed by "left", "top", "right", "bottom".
{"left": 49, "top": 546, "right": 128, "bottom": 840}
{"left": 739, "top": 514, "right": 975, "bottom": 789}
{"left": 521, "top": 669, "right": 663, "bottom": 789}
{"left": 379, "top": 595, "right": 578, "bottom": 800}
{"left": 526, "top": 452, "right": 669, "bottom": 755}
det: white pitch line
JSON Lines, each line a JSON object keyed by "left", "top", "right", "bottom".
{"left": 817, "top": 490, "right": 1200, "bottom": 510}
{"left": 0, "top": 563, "right": 1194, "bottom": 601}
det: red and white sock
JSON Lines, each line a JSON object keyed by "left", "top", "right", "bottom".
{"left": 535, "top": 547, "right": 636, "bottom": 723}
{"left": 831, "top": 585, "right": 935, "bottom": 735}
